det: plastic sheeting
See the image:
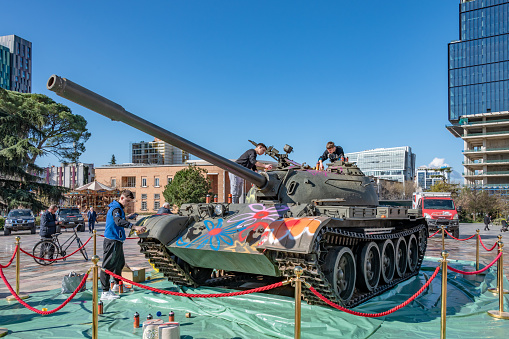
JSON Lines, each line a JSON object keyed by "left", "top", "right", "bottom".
{"left": 1, "top": 257, "right": 509, "bottom": 338}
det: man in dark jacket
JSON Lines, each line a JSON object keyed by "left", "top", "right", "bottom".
{"left": 100, "top": 190, "right": 146, "bottom": 301}
{"left": 157, "top": 202, "right": 172, "bottom": 214}
{"left": 484, "top": 213, "right": 491, "bottom": 231}
{"left": 318, "top": 141, "right": 345, "bottom": 170}
{"left": 40, "top": 205, "right": 60, "bottom": 238}
{"left": 229, "top": 143, "right": 273, "bottom": 204}
{"left": 39, "top": 205, "right": 61, "bottom": 258}
{"left": 87, "top": 207, "right": 98, "bottom": 233}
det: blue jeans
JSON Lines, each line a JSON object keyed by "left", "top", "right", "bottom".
{"left": 229, "top": 173, "right": 244, "bottom": 204}
{"left": 88, "top": 221, "right": 95, "bottom": 232}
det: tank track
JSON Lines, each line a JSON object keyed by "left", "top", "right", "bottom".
{"left": 272, "top": 223, "right": 427, "bottom": 308}
{"left": 138, "top": 238, "right": 254, "bottom": 288}
{"left": 138, "top": 238, "right": 198, "bottom": 287}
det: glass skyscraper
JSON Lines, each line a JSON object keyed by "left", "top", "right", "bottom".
{"left": 449, "top": 0, "right": 509, "bottom": 121}
{"left": 447, "top": 0, "right": 509, "bottom": 193}
{"left": 345, "top": 147, "right": 416, "bottom": 183}
{"left": 0, "top": 35, "right": 32, "bottom": 93}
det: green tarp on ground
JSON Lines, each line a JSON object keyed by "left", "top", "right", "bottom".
{"left": 1, "top": 257, "right": 509, "bottom": 338}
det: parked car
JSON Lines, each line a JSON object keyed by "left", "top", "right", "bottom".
{"left": 57, "top": 207, "right": 85, "bottom": 232}
{"left": 4, "top": 209, "right": 36, "bottom": 236}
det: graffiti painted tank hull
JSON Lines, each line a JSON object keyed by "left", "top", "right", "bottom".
{"left": 47, "top": 75, "right": 427, "bottom": 307}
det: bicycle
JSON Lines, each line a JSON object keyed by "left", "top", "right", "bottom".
{"left": 32, "top": 225, "right": 89, "bottom": 265}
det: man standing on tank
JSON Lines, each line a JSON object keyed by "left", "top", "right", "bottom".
{"left": 100, "top": 189, "right": 146, "bottom": 300}
{"left": 318, "top": 141, "right": 345, "bottom": 170}
{"left": 229, "top": 143, "right": 273, "bottom": 204}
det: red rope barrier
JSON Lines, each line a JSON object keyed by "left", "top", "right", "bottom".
{"left": 479, "top": 236, "right": 498, "bottom": 251}
{"left": 448, "top": 252, "right": 502, "bottom": 275}
{"left": 98, "top": 234, "right": 138, "bottom": 240}
{"left": 428, "top": 229, "right": 441, "bottom": 238}
{"left": 20, "top": 236, "right": 92, "bottom": 261}
{"left": 0, "top": 245, "right": 18, "bottom": 269}
{"left": 0, "top": 266, "right": 88, "bottom": 315}
{"left": 307, "top": 265, "right": 441, "bottom": 316}
{"left": 104, "top": 269, "right": 284, "bottom": 298}
{"left": 444, "top": 230, "right": 476, "bottom": 241}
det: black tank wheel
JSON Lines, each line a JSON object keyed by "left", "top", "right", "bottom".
{"left": 378, "top": 239, "right": 395, "bottom": 284}
{"left": 356, "top": 241, "right": 381, "bottom": 292}
{"left": 394, "top": 237, "right": 408, "bottom": 277}
{"left": 418, "top": 227, "right": 427, "bottom": 255}
{"left": 323, "top": 246, "right": 356, "bottom": 302}
{"left": 407, "top": 234, "right": 419, "bottom": 272}
{"left": 176, "top": 257, "right": 213, "bottom": 284}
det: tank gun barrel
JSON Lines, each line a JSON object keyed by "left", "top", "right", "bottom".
{"left": 46, "top": 75, "right": 267, "bottom": 188}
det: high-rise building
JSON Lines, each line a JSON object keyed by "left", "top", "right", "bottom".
{"left": 415, "top": 166, "right": 451, "bottom": 191}
{"left": 447, "top": 0, "right": 509, "bottom": 193}
{"left": 0, "top": 35, "right": 32, "bottom": 93}
{"left": 0, "top": 45, "right": 10, "bottom": 90}
{"left": 130, "top": 138, "right": 189, "bottom": 165}
{"left": 345, "top": 146, "right": 416, "bottom": 183}
{"left": 44, "top": 163, "right": 95, "bottom": 189}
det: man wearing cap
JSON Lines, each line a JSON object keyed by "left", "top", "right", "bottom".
{"left": 100, "top": 190, "right": 146, "bottom": 300}
{"left": 317, "top": 141, "right": 345, "bottom": 170}
{"left": 230, "top": 143, "right": 272, "bottom": 204}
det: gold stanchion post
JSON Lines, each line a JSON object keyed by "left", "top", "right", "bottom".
{"left": 476, "top": 229, "right": 480, "bottom": 271}
{"left": 441, "top": 226, "right": 445, "bottom": 252}
{"left": 440, "top": 251, "right": 449, "bottom": 339}
{"left": 92, "top": 255, "right": 100, "bottom": 339}
{"left": 488, "top": 237, "right": 509, "bottom": 294}
{"left": 294, "top": 266, "right": 303, "bottom": 339}
{"left": 93, "top": 230, "right": 97, "bottom": 256}
{"left": 488, "top": 241, "right": 509, "bottom": 319}
{"left": 6, "top": 236, "right": 29, "bottom": 301}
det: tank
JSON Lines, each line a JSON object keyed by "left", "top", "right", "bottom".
{"left": 47, "top": 75, "right": 427, "bottom": 308}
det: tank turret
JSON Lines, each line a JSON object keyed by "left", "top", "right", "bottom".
{"left": 47, "top": 74, "right": 426, "bottom": 308}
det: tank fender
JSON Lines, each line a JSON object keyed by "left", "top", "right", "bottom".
{"left": 138, "top": 215, "right": 190, "bottom": 246}
{"left": 257, "top": 216, "right": 332, "bottom": 254}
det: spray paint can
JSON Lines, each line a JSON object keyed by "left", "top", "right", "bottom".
{"left": 119, "top": 280, "right": 123, "bottom": 294}
{"left": 110, "top": 278, "right": 115, "bottom": 290}
{"left": 147, "top": 313, "right": 153, "bottom": 320}
{"left": 228, "top": 194, "right": 232, "bottom": 204}
{"left": 134, "top": 312, "right": 139, "bottom": 328}
{"left": 214, "top": 195, "right": 218, "bottom": 203}
{"left": 168, "top": 311, "right": 175, "bottom": 322}
{"left": 98, "top": 301, "right": 103, "bottom": 315}
{"left": 206, "top": 194, "right": 211, "bottom": 203}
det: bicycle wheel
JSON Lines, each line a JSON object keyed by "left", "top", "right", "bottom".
{"left": 32, "top": 240, "right": 59, "bottom": 266}
{"left": 77, "top": 238, "right": 89, "bottom": 261}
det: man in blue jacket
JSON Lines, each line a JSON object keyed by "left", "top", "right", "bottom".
{"left": 87, "top": 207, "right": 97, "bottom": 234}
{"left": 100, "top": 190, "right": 146, "bottom": 301}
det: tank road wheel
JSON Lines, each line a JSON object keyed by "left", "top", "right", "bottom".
{"left": 357, "top": 242, "right": 381, "bottom": 291}
{"left": 378, "top": 239, "right": 395, "bottom": 284}
{"left": 407, "top": 234, "right": 419, "bottom": 272}
{"left": 418, "top": 227, "right": 427, "bottom": 255}
{"left": 394, "top": 237, "right": 408, "bottom": 277}
{"left": 323, "top": 247, "right": 356, "bottom": 302}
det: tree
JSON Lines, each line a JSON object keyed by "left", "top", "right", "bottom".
{"left": 162, "top": 165, "right": 212, "bottom": 208}
{"left": 109, "top": 154, "right": 117, "bottom": 165}
{"left": 0, "top": 90, "right": 91, "bottom": 164}
{"left": 0, "top": 88, "right": 67, "bottom": 210}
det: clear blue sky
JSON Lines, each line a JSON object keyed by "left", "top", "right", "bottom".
{"left": 2, "top": 0, "right": 463, "bottom": 173}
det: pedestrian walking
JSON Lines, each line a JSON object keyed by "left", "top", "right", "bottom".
{"left": 484, "top": 213, "right": 491, "bottom": 231}
{"left": 87, "top": 206, "right": 97, "bottom": 233}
